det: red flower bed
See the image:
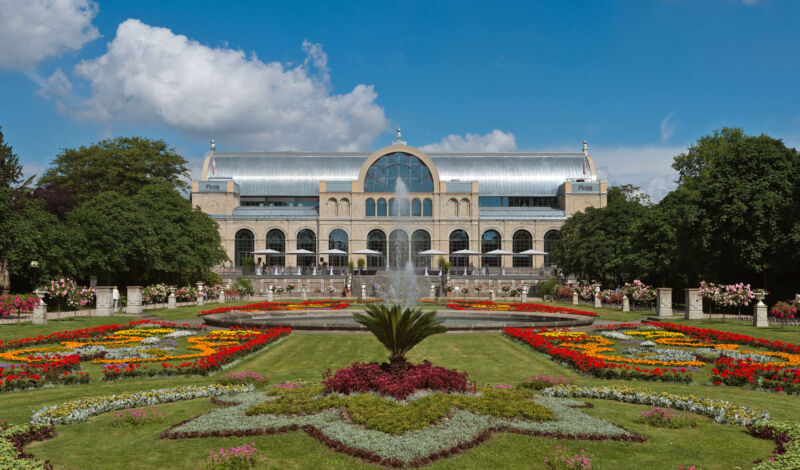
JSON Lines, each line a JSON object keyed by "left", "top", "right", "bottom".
{"left": 648, "top": 322, "right": 800, "bottom": 355}
{"left": 504, "top": 327, "right": 692, "bottom": 383}
{"left": 448, "top": 301, "right": 597, "bottom": 317}
{"left": 322, "top": 361, "right": 475, "bottom": 400}
{"left": 199, "top": 300, "right": 350, "bottom": 316}
{"left": 0, "top": 354, "right": 89, "bottom": 391}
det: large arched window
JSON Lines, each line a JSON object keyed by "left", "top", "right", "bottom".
{"left": 389, "top": 229, "right": 409, "bottom": 269}
{"left": 411, "top": 230, "right": 431, "bottom": 267}
{"left": 365, "top": 198, "right": 375, "bottom": 217}
{"left": 512, "top": 230, "right": 533, "bottom": 268}
{"left": 423, "top": 198, "right": 433, "bottom": 217}
{"left": 364, "top": 152, "right": 434, "bottom": 192}
{"left": 449, "top": 229, "right": 470, "bottom": 268}
{"left": 377, "top": 198, "right": 387, "bottom": 217}
{"left": 367, "top": 229, "right": 386, "bottom": 268}
{"left": 234, "top": 229, "right": 254, "bottom": 267}
{"left": 296, "top": 229, "right": 316, "bottom": 267}
{"left": 328, "top": 229, "right": 348, "bottom": 267}
{"left": 481, "top": 230, "right": 502, "bottom": 268}
{"left": 544, "top": 230, "right": 562, "bottom": 267}
{"left": 266, "top": 229, "right": 285, "bottom": 266}
{"left": 411, "top": 198, "right": 422, "bottom": 217}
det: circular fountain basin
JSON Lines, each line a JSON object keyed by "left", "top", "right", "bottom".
{"left": 202, "top": 309, "right": 594, "bottom": 331}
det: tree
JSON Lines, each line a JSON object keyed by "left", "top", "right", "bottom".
{"left": 550, "top": 185, "right": 650, "bottom": 287}
{"left": 670, "top": 128, "right": 800, "bottom": 295}
{"left": 353, "top": 303, "right": 447, "bottom": 372}
{"left": 0, "top": 127, "right": 23, "bottom": 189}
{"left": 39, "top": 137, "right": 190, "bottom": 203}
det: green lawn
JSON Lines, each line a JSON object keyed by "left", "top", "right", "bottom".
{"left": 4, "top": 304, "right": 799, "bottom": 468}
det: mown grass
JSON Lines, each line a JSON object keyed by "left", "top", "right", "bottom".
{"left": 6, "top": 304, "right": 800, "bottom": 469}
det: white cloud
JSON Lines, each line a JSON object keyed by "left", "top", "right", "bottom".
{"left": 0, "top": 0, "right": 99, "bottom": 70}
{"left": 589, "top": 144, "right": 686, "bottom": 201}
{"left": 739, "top": 0, "right": 763, "bottom": 5}
{"left": 66, "top": 19, "right": 388, "bottom": 151}
{"left": 660, "top": 112, "right": 676, "bottom": 142}
{"left": 420, "top": 130, "right": 517, "bottom": 153}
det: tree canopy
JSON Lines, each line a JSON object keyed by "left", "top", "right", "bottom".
{"left": 0, "top": 127, "right": 23, "bottom": 190}
{"left": 39, "top": 137, "right": 190, "bottom": 202}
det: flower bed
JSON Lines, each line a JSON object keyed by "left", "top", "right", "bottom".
{"left": 322, "top": 362, "right": 474, "bottom": 400}
{"left": 448, "top": 301, "right": 597, "bottom": 317}
{"left": 504, "top": 327, "right": 693, "bottom": 383}
{"left": 164, "top": 388, "right": 643, "bottom": 467}
{"left": 0, "top": 422, "right": 56, "bottom": 470}
{"left": 198, "top": 300, "right": 350, "bottom": 316}
{"left": 0, "top": 320, "right": 291, "bottom": 386}
{"left": 749, "top": 420, "right": 800, "bottom": 469}
{"left": 31, "top": 384, "right": 253, "bottom": 425}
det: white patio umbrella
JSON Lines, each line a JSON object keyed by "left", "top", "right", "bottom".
{"left": 452, "top": 249, "right": 480, "bottom": 255}
{"left": 319, "top": 248, "right": 347, "bottom": 255}
{"left": 286, "top": 249, "right": 314, "bottom": 255}
{"left": 353, "top": 248, "right": 381, "bottom": 255}
{"left": 517, "top": 249, "right": 547, "bottom": 255}
{"left": 253, "top": 249, "right": 281, "bottom": 255}
{"left": 418, "top": 249, "right": 446, "bottom": 255}
{"left": 485, "top": 249, "right": 513, "bottom": 255}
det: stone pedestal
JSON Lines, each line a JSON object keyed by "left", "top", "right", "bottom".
{"left": 520, "top": 282, "right": 527, "bottom": 303}
{"left": 594, "top": 294, "right": 601, "bottom": 309}
{"left": 301, "top": 286, "right": 308, "bottom": 301}
{"left": 430, "top": 284, "right": 436, "bottom": 300}
{"left": 267, "top": 285, "right": 274, "bottom": 302}
{"left": 360, "top": 283, "right": 367, "bottom": 301}
{"left": 490, "top": 290, "right": 496, "bottom": 302}
{"left": 684, "top": 288, "right": 703, "bottom": 320}
{"left": 572, "top": 292, "right": 578, "bottom": 305}
{"left": 218, "top": 291, "right": 224, "bottom": 303}
{"left": 95, "top": 286, "right": 113, "bottom": 316}
{"left": 657, "top": 288, "right": 673, "bottom": 317}
{"left": 622, "top": 295, "right": 630, "bottom": 312}
{"left": 168, "top": 287, "right": 176, "bottom": 309}
{"left": 32, "top": 291, "right": 47, "bottom": 325}
{"left": 126, "top": 286, "right": 142, "bottom": 314}
{"left": 196, "top": 282, "right": 205, "bottom": 306}
{"left": 754, "top": 293, "right": 769, "bottom": 327}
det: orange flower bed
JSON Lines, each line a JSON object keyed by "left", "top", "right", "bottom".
{"left": 198, "top": 300, "right": 350, "bottom": 316}
{"left": 447, "top": 301, "right": 597, "bottom": 317}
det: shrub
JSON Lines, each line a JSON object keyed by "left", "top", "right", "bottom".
{"left": 203, "top": 443, "right": 263, "bottom": 470}
{"left": 217, "top": 371, "right": 269, "bottom": 387}
{"left": 520, "top": 375, "right": 573, "bottom": 391}
{"left": 110, "top": 406, "right": 165, "bottom": 427}
{"left": 323, "top": 361, "right": 474, "bottom": 400}
{"left": 543, "top": 446, "right": 595, "bottom": 469}
{"left": 637, "top": 407, "right": 700, "bottom": 429}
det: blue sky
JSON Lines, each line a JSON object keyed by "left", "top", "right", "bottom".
{"left": 1, "top": 0, "right": 798, "bottom": 199}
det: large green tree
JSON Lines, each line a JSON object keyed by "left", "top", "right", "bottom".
{"left": 39, "top": 137, "right": 190, "bottom": 203}
{"left": 0, "top": 127, "right": 23, "bottom": 190}
{"left": 550, "top": 185, "right": 651, "bottom": 287}
{"left": 0, "top": 128, "right": 24, "bottom": 293}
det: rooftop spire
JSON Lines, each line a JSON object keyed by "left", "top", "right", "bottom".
{"left": 582, "top": 139, "right": 588, "bottom": 154}
{"left": 210, "top": 139, "right": 216, "bottom": 152}
{"left": 394, "top": 128, "right": 406, "bottom": 145}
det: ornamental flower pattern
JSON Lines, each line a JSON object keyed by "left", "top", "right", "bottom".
{"left": 447, "top": 301, "right": 597, "bottom": 317}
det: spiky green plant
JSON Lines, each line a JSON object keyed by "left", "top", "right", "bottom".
{"left": 353, "top": 303, "right": 447, "bottom": 372}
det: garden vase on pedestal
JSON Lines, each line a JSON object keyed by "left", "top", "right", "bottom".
{"left": 622, "top": 295, "right": 630, "bottom": 312}
{"left": 572, "top": 291, "right": 578, "bottom": 305}
{"left": 490, "top": 289, "right": 496, "bottom": 302}
{"left": 429, "top": 284, "right": 436, "bottom": 300}
{"left": 267, "top": 285, "right": 274, "bottom": 302}
{"left": 32, "top": 290, "right": 47, "bottom": 325}
{"left": 168, "top": 287, "right": 176, "bottom": 309}
{"left": 684, "top": 288, "right": 703, "bottom": 320}
{"left": 301, "top": 286, "right": 308, "bottom": 301}
{"left": 95, "top": 287, "right": 113, "bottom": 316}
{"left": 753, "top": 292, "right": 768, "bottom": 327}
{"left": 594, "top": 294, "right": 601, "bottom": 309}
{"left": 126, "top": 286, "right": 143, "bottom": 314}
{"left": 361, "top": 283, "right": 367, "bottom": 301}
{"left": 196, "top": 282, "right": 205, "bottom": 306}
{"left": 520, "top": 281, "right": 527, "bottom": 303}
{"left": 657, "top": 288, "right": 673, "bottom": 317}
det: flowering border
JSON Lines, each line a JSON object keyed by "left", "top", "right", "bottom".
{"left": 198, "top": 300, "right": 351, "bottom": 316}
{"left": 448, "top": 301, "right": 597, "bottom": 317}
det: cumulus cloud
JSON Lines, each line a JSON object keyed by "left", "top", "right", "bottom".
{"left": 66, "top": 19, "right": 388, "bottom": 151}
{"left": 420, "top": 130, "right": 517, "bottom": 153}
{"left": 0, "top": 0, "right": 99, "bottom": 69}
{"left": 589, "top": 144, "right": 686, "bottom": 201}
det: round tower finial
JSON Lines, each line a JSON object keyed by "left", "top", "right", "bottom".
{"left": 582, "top": 139, "right": 588, "bottom": 153}
{"left": 395, "top": 128, "right": 403, "bottom": 144}
{"left": 210, "top": 139, "right": 216, "bottom": 151}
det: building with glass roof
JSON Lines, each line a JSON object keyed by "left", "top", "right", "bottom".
{"left": 192, "top": 132, "right": 607, "bottom": 272}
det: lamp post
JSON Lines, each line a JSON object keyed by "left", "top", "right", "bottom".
{"left": 30, "top": 260, "right": 39, "bottom": 291}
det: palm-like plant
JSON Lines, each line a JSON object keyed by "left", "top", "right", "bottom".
{"left": 353, "top": 303, "right": 447, "bottom": 372}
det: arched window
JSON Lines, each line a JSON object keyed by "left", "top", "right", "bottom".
{"left": 399, "top": 198, "right": 410, "bottom": 217}
{"left": 449, "top": 229, "right": 469, "bottom": 268}
{"left": 328, "top": 229, "right": 348, "bottom": 267}
{"left": 544, "top": 230, "right": 562, "bottom": 267}
{"left": 388, "top": 198, "right": 397, "bottom": 217}
{"left": 448, "top": 198, "right": 458, "bottom": 217}
{"left": 327, "top": 198, "right": 338, "bottom": 216}
{"left": 377, "top": 198, "right": 387, "bottom": 217}
{"left": 512, "top": 230, "right": 533, "bottom": 268}
{"left": 339, "top": 198, "right": 350, "bottom": 217}
{"left": 296, "top": 229, "right": 316, "bottom": 267}
{"left": 364, "top": 152, "right": 434, "bottom": 192}
{"left": 367, "top": 229, "right": 386, "bottom": 268}
{"left": 423, "top": 198, "right": 433, "bottom": 217}
{"left": 481, "top": 230, "right": 502, "bottom": 268}
{"left": 389, "top": 229, "right": 409, "bottom": 269}
{"left": 234, "top": 229, "right": 254, "bottom": 267}
{"left": 266, "top": 229, "right": 285, "bottom": 266}
{"left": 460, "top": 198, "right": 471, "bottom": 218}
{"left": 411, "top": 198, "right": 422, "bottom": 217}
{"left": 411, "top": 230, "right": 431, "bottom": 267}
{"left": 365, "top": 198, "right": 375, "bottom": 217}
